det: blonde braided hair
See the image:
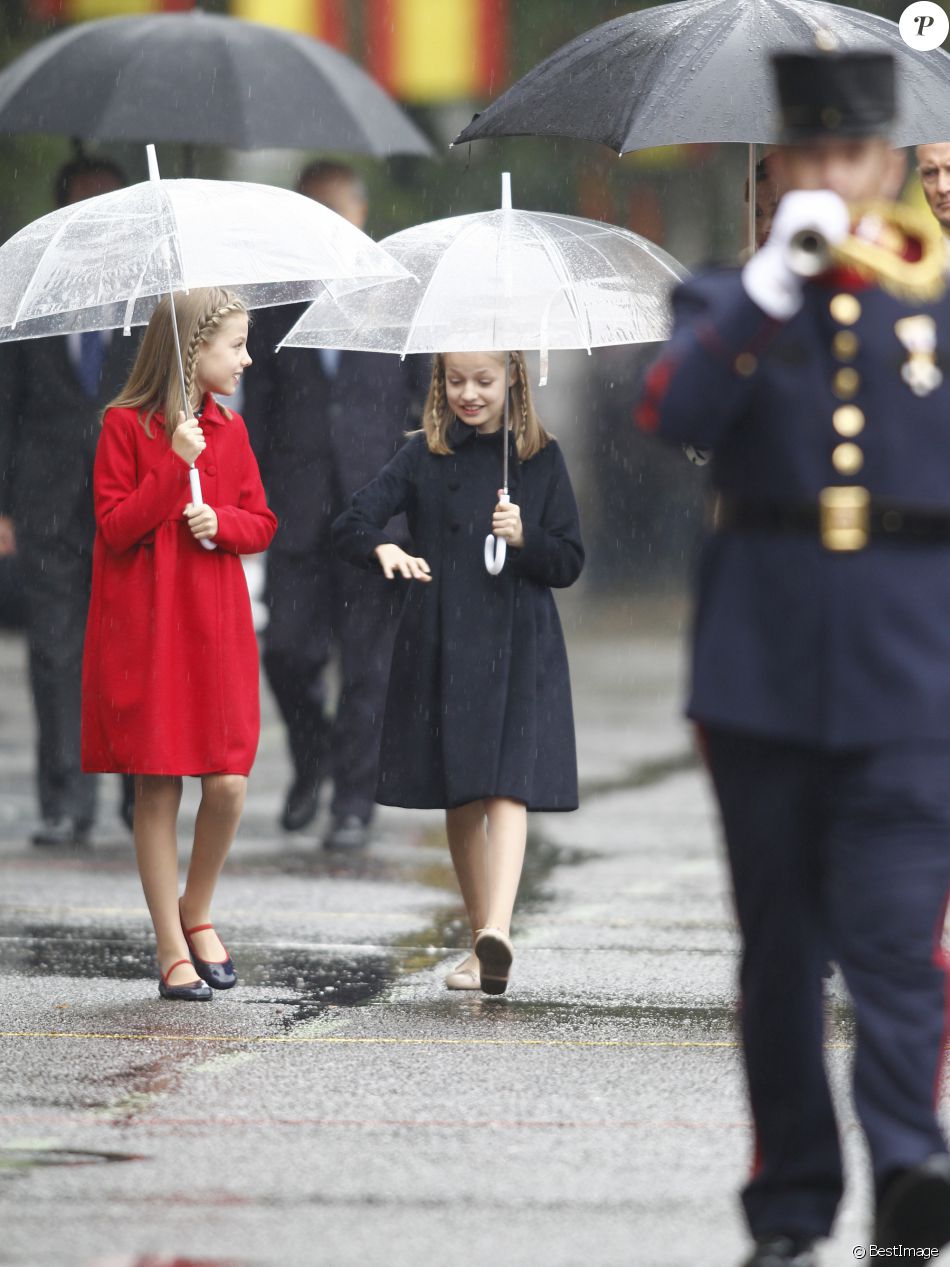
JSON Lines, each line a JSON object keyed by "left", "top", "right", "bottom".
{"left": 516, "top": 352, "right": 530, "bottom": 438}
{"left": 182, "top": 296, "right": 247, "bottom": 417}
{"left": 107, "top": 287, "right": 248, "bottom": 439}
{"left": 420, "top": 351, "right": 550, "bottom": 459}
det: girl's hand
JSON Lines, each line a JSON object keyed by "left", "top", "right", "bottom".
{"left": 172, "top": 411, "right": 206, "bottom": 465}
{"left": 184, "top": 502, "right": 218, "bottom": 541}
{"left": 492, "top": 493, "right": 524, "bottom": 549}
{"left": 375, "top": 543, "right": 432, "bottom": 582}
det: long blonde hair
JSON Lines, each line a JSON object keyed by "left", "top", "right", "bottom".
{"left": 422, "top": 351, "right": 550, "bottom": 459}
{"left": 107, "top": 287, "right": 247, "bottom": 438}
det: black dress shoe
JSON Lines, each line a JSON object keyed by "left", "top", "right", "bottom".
{"left": 875, "top": 1154, "right": 950, "bottom": 1249}
{"left": 280, "top": 776, "right": 321, "bottom": 832}
{"left": 742, "top": 1236, "right": 817, "bottom": 1267}
{"left": 158, "top": 959, "right": 213, "bottom": 1001}
{"left": 323, "top": 814, "right": 370, "bottom": 850}
{"left": 30, "top": 816, "right": 91, "bottom": 847}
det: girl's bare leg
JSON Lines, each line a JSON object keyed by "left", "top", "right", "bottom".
{"left": 179, "top": 774, "right": 247, "bottom": 962}
{"left": 134, "top": 774, "right": 195, "bottom": 985}
{"left": 446, "top": 799, "right": 489, "bottom": 966}
{"left": 482, "top": 797, "right": 528, "bottom": 938}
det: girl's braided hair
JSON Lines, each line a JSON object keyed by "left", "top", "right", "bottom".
{"left": 420, "top": 351, "right": 550, "bottom": 459}
{"left": 106, "top": 287, "right": 248, "bottom": 439}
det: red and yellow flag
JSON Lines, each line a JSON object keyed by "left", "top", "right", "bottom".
{"left": 367, "top": 0, "right": 508, "bottom": 102}
{"left": 30, "top": 0, "right": 193, "bottom": 19}
{"left": 229, "top": 0, "right": 348, "bottom": 47}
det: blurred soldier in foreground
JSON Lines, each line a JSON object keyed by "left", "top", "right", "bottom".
{"left": 638, "top": 47, "right": 950, "bottom": 1267}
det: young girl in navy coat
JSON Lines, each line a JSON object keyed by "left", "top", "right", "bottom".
{"left": 334, "top": 350, "right": 583, "bottom": 995}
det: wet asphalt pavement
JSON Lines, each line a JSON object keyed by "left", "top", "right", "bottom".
{"left": 1, "top": 595, "right": 946, "bottom": 1267}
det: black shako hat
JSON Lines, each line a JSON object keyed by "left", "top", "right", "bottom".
{"left": 773, "top": 48, "right": 896, "bottom": 141}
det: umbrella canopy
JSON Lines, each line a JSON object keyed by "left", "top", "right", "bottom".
{"left": 0, "top": 169, "right": 408, "bottom": 342}
{"left": 280, "top": 172, "right": 688, "bottom": 575}
{"left": 280, "top": 191, "right": 688, "bottom": 364}
{"left": 0, "top": 10, "right": 433, "bottom": 157}
{"left": 453, "top": 0, "right": 950, "bottom": 152}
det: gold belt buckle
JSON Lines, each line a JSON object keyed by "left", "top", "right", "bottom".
{"left": 819, "top": 486, "right": 870, "bottom": 551}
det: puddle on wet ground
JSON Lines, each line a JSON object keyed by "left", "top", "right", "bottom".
{"left": 0, "top": 824, "right": 584, "bottom": 990}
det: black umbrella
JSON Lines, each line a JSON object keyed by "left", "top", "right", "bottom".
{"left": 0, "top": 10, "right": 433, "bottom": 157}
{"left": 453, "top": 0, "right": 950, "bottom": 154}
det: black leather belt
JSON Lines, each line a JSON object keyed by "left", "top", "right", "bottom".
{"left": 714, "top": 490, "right": 950, "bottom": 551}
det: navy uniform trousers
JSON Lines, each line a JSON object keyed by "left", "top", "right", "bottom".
{"left": 705, "top": 728, "right": 950, "bottom": 1238}
{"left": 638, "top": 264, "right": 950, "bottom": 1240}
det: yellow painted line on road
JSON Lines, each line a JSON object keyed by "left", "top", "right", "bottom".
{"left": 0, "top": 904, "right": 411, "bottom": 920}
{"left": 0, "top": 1028, "right": 792, "bottom": 1049}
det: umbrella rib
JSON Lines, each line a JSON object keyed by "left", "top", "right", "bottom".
{"left": 521, "top": 214, "right": 598, "bottom": 351}
{"left": 153, "top": 180, "right": 186, "bottom": 299}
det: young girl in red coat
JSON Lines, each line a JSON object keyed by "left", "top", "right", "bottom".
{"left": 82, "top": 287, "right": 277, "bottom": 1001}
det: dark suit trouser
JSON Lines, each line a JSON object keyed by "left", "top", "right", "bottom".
{"left": 263, "top": 545, "right": 401, "bottom": 822}
{"left": 19, "top": 532, "right": 97, "bottom": 826}
{"left": 704, "top": 727, "right": 950, "bottom": 1240}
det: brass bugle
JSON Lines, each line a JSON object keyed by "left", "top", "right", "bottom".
{"left": 787, "top": 226, "right": 832, "bottom": 277}
{"left": 783, "top": 200, "right": 947, "bottom": 301}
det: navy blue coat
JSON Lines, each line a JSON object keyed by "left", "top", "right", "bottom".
{"left": 638, "top": 267, "right": 950, "bottom": 748}
{"left": 333, "top": 419, "right": 584, "bottom": 810}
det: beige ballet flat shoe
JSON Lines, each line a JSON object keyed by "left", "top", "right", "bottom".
{"left": 474, "top": 927, "right": 514, "bottom": 995}
{"left": 444, "top": 959, "right": 481, "bottom": 990}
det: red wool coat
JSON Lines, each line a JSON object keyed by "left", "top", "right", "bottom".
{"left": 81, "top": 396, "right": 277, "bottom": 776}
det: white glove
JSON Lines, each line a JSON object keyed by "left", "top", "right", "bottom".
{"left": 742, "top": 190, "right": 850, "bottom": 320}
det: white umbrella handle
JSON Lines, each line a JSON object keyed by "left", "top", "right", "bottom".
{"left": 484, "top": 491, "right": 509, "bottom": 575}
{"left": 189, "top": 465, "right": 216, "bottom": 552}
{"left": 147, "top": 147, "right": 215, "bottom": 556}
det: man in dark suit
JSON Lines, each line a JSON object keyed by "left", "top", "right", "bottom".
{"left": 243, "top": 162, "right": 421, "bottom": 848}
{"left": 0, "top": 156, "right": 139, "bottom": 847}
{"left": 638, "top": 47, "right": 950, "bottom": 1267}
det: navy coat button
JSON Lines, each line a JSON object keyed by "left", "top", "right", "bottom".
{"left": 450, "top": 521, "right": 461, "bottom": 533}
{"left": 448, "top": 480, "right": 461, "bottom": 492}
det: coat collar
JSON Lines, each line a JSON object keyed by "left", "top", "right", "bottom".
{"left": 448, "top": 415, "right": 516, "bottom": 455}
{"left": 197, "top": 393, "right": 229, "bottom": 426}
{"left": 152, "top": 392, "right": 229, "bottom": 433}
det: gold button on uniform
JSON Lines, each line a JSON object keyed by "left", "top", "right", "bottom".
{"left": 830, "top": 294, "right": 861, "bottom": 325}
{"left": 833, "top": 405, "right": 865, "bottom": 437}
{"left": 735, "top": 352, "right": 757, "bottom": 376}
{"left": 833, "top": 367, "right": 860, "bottom": 398}
{"left": 832, "top": 331, "right": 859, "bottom": 360}
{"left": 832, "top": 442, "right": 864, "bottom": 475}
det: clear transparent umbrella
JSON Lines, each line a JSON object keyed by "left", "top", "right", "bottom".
{"left": 0, "top": 150, "right": 407, "bottom": 340}
{"left": 280, "top": 173, "right": 687, "bottom": 572}
{"left": 0, "top": 145, "right": 408, "bottom": 550}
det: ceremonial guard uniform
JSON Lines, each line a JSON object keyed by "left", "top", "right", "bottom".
{"left": 638, "top": 49, "right": 950, "bottom": 1266}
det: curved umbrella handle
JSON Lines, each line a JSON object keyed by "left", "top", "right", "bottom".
{"left": 484, "top": 491, "right": 509, "bottom": 575}
{"left": 189, "top": 466, "right": 217, "bottom": 552}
